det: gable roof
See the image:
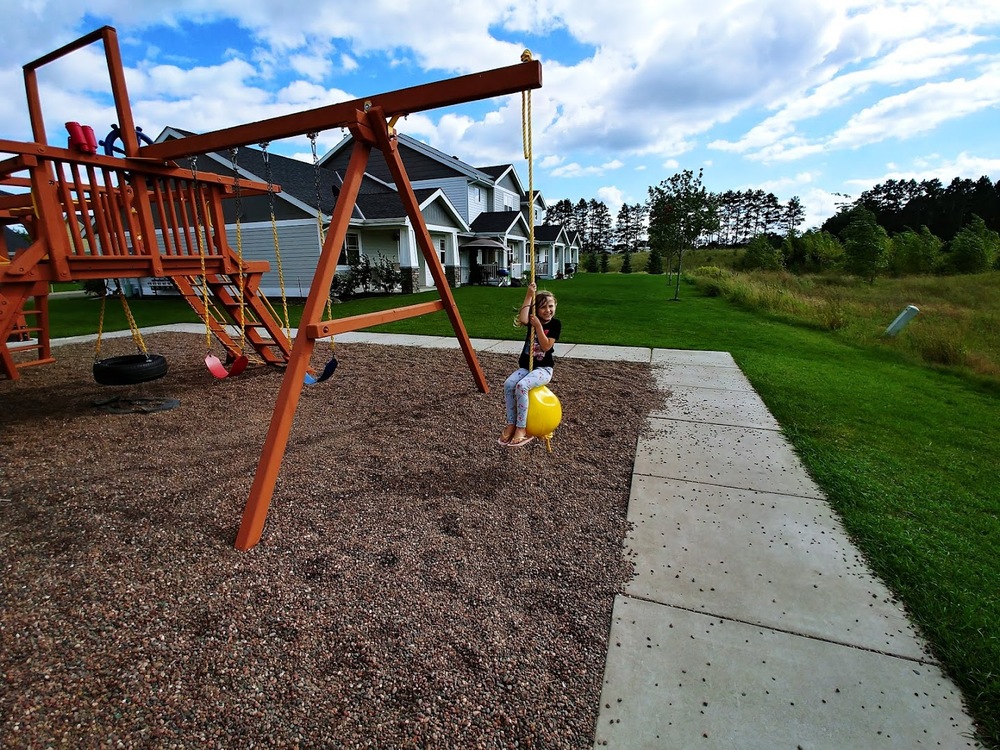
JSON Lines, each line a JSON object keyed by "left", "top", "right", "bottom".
{"left": 478, "top": 164, "right": 527, "bottom": 198}
{"left": 354, "top": 187, "right": 468, "bottom": 231}
{"left": 534, "top": 223, "right": 570, "bottom": 244}
{"left": 470, "top": 210, "right": 526, "bottom": 235}
{"left": 157, "top": 126, "right": 347, "bottom": 218}
{"left": 320, "top": 131, "right": 496, "bottom": 186}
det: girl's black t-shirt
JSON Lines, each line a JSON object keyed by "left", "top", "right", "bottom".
{"left": 519, "top": 317, "right": 562, "bottom": 370}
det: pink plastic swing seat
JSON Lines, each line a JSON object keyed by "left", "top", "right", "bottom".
{"left": 205, "top": 353, "right": 249, "bottom": 379}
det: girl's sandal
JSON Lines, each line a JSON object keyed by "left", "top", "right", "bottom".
{"left": 506, "top": 435, "right": 535, "bottom": 448}
{"left": 497, "top": 428, "right": 516, "bottom": 446}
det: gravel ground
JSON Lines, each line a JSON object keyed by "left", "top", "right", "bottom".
{"left": 1, "top": 333, "right": 660, "bottom": 749}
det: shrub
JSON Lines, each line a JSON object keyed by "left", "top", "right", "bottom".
{"left": 948, "top": 215, "right": 999, "bottom": 274}
{"left": 820, "top": 295, "right": 851, "bottom": 331}
{"left": 371, "top": 253, "right": 404, "bottom": 293}
{"left": 331, "top": 253, "right": 403, "bottom": 298}
{"left": 330, "top": 271, "right": 354, "bottom": 301}
{"left": 739, "top": 235, "right": 783, "bottom": 271}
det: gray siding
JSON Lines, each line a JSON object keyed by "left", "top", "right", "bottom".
{"left": 495, "top": 173, "right": 520, "bottom": 211}
{"left": 497, "top": 172, "right": 519, "bottom": 193}
{"left": 494, "top": 185, "right": 519, "bottom": 212}
{"left": 421, "top": 197, "right": 458, "bottom": 228}
{"left": 359, "top": 231, "right": 401, "bottom": 266}
{"left": 414, "top": 177, "right": 468, "bottom": 221}
{"left": 228, "top": 220, "right": 321, "bottom": 298}
{"left": 468, "top": 184, "right": 489, "bottom": 223}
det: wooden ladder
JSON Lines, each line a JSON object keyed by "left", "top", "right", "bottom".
{"left": 171, "top": 273, "right": 292, "bottom": 366}
{"left": 1, "top": 289, "right": 55, "bottom": 381}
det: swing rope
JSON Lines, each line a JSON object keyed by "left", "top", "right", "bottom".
{"left": 261, "top": 142, "right": 292, "bottom": 345}
{"left": 189, "top": 156, "right": 215, "bottom": 353}
{"left": 520, "top": 50, "right": 561, "bottom": 453}
{"left": 521, "top": 49, "right": 537, "bottom": 356}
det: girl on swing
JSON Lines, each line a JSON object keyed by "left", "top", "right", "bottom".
{"left": 498, "top": 281, "right": 561, "bottom": 448}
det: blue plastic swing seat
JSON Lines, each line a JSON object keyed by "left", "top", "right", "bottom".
{"left": 304, "top": 357, "right": 338, "bottom": 385}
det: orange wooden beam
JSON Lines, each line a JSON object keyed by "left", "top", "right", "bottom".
{"left": 141, "top": 59, "right": 542, "bottom": 160}
{"left": 303, "top": 300, "right": 445, "bottom": 339}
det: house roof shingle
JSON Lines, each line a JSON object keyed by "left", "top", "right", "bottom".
{"left": 470, "top": 210, "right": 522, "bottom": 233}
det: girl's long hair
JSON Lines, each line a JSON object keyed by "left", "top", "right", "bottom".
{"left": 534, "top": 290, "right": 557, "bottom": 312}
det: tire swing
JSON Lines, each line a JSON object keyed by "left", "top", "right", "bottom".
{"left": 92, "top": 282, "right": 168, "bottom": 386}
{"left": 519, "top": 53, "right": 562, "bottom": 453}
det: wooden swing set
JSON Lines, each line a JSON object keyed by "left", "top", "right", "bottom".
{"left": 0, "top": 26, "right": 543, "bottom": 551}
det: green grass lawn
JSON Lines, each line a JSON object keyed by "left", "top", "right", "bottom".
{"left": 41, "top": 273, "right": 1000, "bottom": 746}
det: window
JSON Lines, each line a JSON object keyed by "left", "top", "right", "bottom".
{"left": 342, "top": 233, "right": 360, "bottom": 265}
{"left": 439, "top": 238, "right": 446, "bottom": 265}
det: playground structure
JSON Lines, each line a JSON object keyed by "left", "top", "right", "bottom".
{"left": 0, "top": 26, "right": 543, "bottom": 550}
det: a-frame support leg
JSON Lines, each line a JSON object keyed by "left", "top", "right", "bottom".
{"left": 235, "top": 131, "right": 371, "bottom": 551}
{"left": 235, "top": 109, "right": 489, "bottom": 551}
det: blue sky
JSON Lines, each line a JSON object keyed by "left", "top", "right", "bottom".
{"left": 3, "top": 0, "right": 1000, "bottom": 230}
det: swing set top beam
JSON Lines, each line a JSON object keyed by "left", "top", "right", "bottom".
{"left": 140, "top": 59, "right": 543, "bottom": 162}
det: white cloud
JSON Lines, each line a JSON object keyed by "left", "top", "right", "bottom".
{"left": 3, "top": 0, "right": 1000, "bottom": 234}
{"left": 549, "top": 159, "right": 624, "bottom": 178}
{"left": 830, "top": 70, "right": 1000, "bottom": 148}
{"left": 846, "top": 150, "right": 1000, "bottom": 190}
{"left": 596, "top": 185, "right": 625, "bottom": 215}
{"left": 800, "top": 187, "right": 851, "bottom": 230}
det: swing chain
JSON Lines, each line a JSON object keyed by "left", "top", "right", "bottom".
{"left": 229, "top": 146, "right": 248, "bottom": 352}
{"left": 95, "top": 280, "right": 149, "bottom": 361}
{"left": 259, "top": 141, "right": 292, "bottom": 344}
{"left": 188, "top": 155, "right": 214, "bottom": 352}
{"left": 308, "top": 131, "right": 337, "bottom": 358}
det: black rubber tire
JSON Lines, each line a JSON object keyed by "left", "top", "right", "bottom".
{"left": 93, "top": 354, "right": 169, "bottom": 386}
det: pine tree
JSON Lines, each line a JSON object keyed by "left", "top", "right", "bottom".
{"left": 647, "top": 245, "right": 664, "bottom": 274}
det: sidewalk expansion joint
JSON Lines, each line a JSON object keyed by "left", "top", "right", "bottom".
{"left": 647, "top": 414, "right": 783, "bottom": 431}
{"left": 618, "top": 592, "right": 940, "bottom": 666}
{"left": 630, "top": 471, "right": 822, "bottom": 501}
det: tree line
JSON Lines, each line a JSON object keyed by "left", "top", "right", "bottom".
{"left": 550, "top": 170, "right": 1000, "bottom": 282}
{"left": 545, "top": 182, "right": 805, "bottom": 255}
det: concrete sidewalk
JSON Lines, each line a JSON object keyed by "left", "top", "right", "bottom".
{"left": 592, "top": 347, "right": 981, "bottom": 749}
{"left": 47, "top": 329, "right": 983, "bottom": 747}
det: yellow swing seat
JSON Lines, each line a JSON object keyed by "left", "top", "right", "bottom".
{"left": 525, "top": 385, "right": 562, "bottom": 438}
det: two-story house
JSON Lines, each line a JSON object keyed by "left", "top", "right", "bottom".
{"left": 141, "top": 128, "right": 578, "bottom": 298}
